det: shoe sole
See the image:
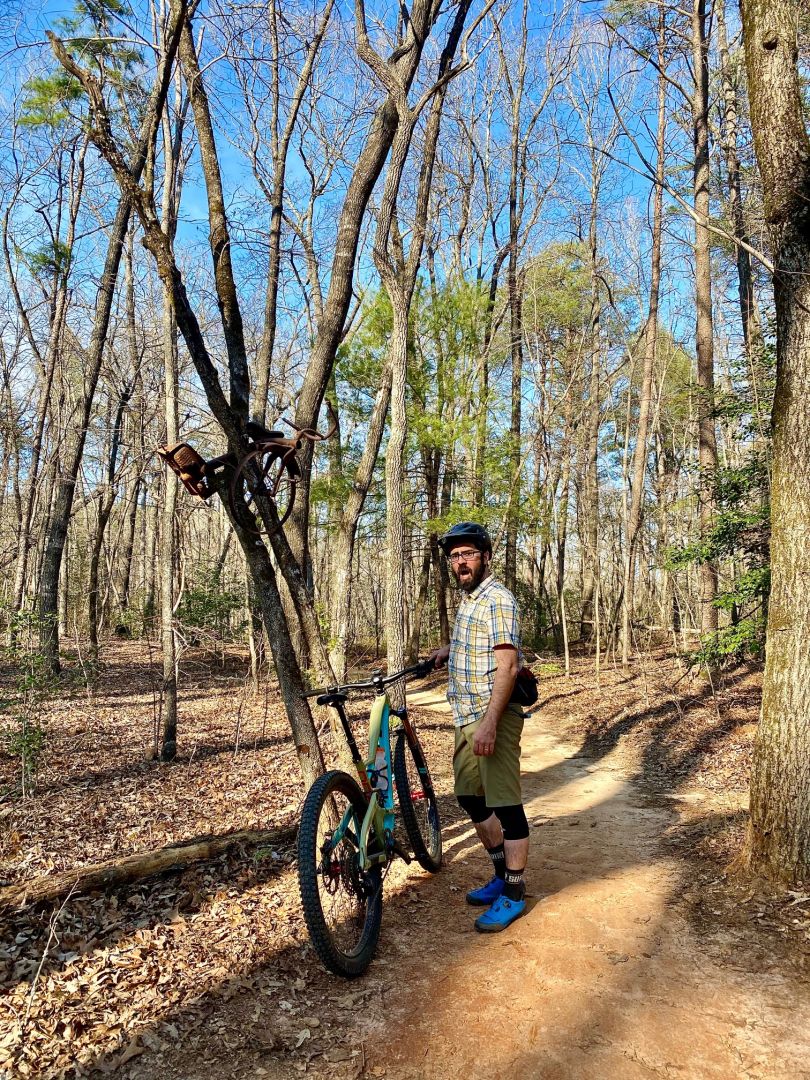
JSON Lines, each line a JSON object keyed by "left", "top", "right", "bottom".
{"left": 466, "top": 895, "right": 498, "bottom": 907}
{"left": 474, "top": 907, "right": 526, "bottom": 933}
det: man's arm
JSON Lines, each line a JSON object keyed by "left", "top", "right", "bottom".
{"left": 473, "top": 645, "right": 519, "bottom": 757}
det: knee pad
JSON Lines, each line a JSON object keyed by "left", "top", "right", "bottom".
{"left": 457, "top": 794, "right": 491, "bottom": 824}
{"left": 492, "top": 803, "right": 529, "bottom": 841}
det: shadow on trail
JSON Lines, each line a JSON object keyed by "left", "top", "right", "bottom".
{"left": 14, "top": 724, "right": 769, "bottom": 1080}
{"left": 80, "top": 779, "right": 695, "bottom": 1080}
{"left": 10, "top": 656, "right": 776, "bottom": 1079}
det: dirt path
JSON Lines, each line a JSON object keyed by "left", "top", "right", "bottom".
{"left": 115, "top": 687, "right": 809, "bottom": 1080}
{"left": 360, "top": 689, "right": 810, "bottom": 1080}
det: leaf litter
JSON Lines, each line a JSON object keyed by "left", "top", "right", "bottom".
{"left": 1, "top": 643, "right": 807, "bottom": 1078}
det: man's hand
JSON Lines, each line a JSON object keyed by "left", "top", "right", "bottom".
{"left": 429, "top": 644, "right": 451, "bottom": 669}
{"left": 473, "top": 716, "right": 498, "bottom": 756}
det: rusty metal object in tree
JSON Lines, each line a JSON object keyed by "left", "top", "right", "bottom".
{"left": 156, "top": 415, "right": 337, "bottom": 537}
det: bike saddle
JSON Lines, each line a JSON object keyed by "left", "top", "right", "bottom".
{"left": 245, "top": 421, "right": 285, "bottom": 442}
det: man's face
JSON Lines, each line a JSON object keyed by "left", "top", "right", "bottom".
{"left": 448, "top": 543, "right": 490, "bottom": 594}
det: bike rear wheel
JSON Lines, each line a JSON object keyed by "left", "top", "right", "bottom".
{"left": 394, "top": 731, "right": 442, "bottom": 873}
{"left": 297, "top": 769, "right": 383, "bottom": 978}
{"left": 229, "top": 449, "right": 299, "bottom": 535}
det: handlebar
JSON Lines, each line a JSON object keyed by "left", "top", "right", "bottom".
{"left": 302, "top": 657, "right": 436, "bottom": 700}
{"left": 281, "top": 416, "right": 338, "bottom": 444}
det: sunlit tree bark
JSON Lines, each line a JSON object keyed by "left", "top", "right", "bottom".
{"left": 740, "top": 0, "right": 810, "bottom": 882}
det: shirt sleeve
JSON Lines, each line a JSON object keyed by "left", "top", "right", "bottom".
{"left": 489, "top": 589, "right": 520, "bottom": 650}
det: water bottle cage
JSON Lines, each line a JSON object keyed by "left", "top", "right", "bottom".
{"left": 370, "top": 765, "right": 388, "bottom": 792}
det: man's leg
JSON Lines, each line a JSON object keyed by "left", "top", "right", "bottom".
{"left": 474, "top": 706, "right": 528, "bottom": 930}
{"left": 492, "top": 803, "right": 529, "bottom": 901}
{"left": 456, "top": 795, "right": 507, "bottom": 905}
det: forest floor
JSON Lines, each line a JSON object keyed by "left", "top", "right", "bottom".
{"left": 2, "top": 642, "right": 809, "bottom": 1079}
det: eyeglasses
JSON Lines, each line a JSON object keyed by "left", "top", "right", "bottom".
{"left": 447, "top": 549, "right": 482, "bottom": 563}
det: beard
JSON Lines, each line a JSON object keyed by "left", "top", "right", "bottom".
{"left": 452, "top": 558, "right": 488, "bottom": 594}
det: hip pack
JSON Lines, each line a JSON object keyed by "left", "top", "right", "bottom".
{"left": 509, "top": 667, "right": 538, "bottom": 707}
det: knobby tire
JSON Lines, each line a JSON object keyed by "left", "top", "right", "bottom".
{"left": 394, "top": 731, "right": 442, "bottom": 873}
{"left": 297, "top": 769, "right": 383, "bottom": 978}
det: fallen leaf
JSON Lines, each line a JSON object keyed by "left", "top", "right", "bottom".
{"left": 323, "top": 1046, "right": 353, "bottom": 1062}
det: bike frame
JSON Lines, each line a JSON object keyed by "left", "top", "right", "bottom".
{"left": 309, "top": 666, "right": 427, "bottom": 871}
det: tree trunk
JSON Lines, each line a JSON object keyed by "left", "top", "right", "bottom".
{"left": 692, "top": 0, "right": 719, "bottom": 637}
{"left": 158, "top": 78, "right": 184, "bottom": 760}
{"left": 289, "top": 0, "right": 445, "bottom": 573}
{"left": 717, "top": 0, "right": 765, "bottom": 426}
{"left": 89, "top": 387, "right": 130, "bottom": 652}
{"left": 119, "top": 473, "right": 141, "bottom": 614}
{"left": 5, "top": 140, "right": 85, "bottom": 634}
{"left": 0, "top": 827, "right": 295, "bottom": 912}
{"left": 580, "top": 198, "right": 602, "bottom": 641}
{"left": 160, "top": 297, "right": 179, "bottom": 761}
{"left": 740, "top": 0, "right": 810, "bottom": 882}
{"left": 434, "top": 459, "right": 453, "bottom": 643}
{"left": 505, "top": 252, "right": 523, "bottom": 592}
{"left": 408, "top": 540, "right": 432, "bottom": 661}
{"left": 143, "top": 480, "right": 159, "bottom": 632}
{"left": 252, "top": 0, "right": 335, "bottom": 424}
{"left": 385, "top": 295, "right": 410, "bottom": 697}
{"left": 622, "top": 12, "right": 666, "bottom": 665}
{"left": 328, "top": 362, "right": 392, "bottom": 681}
{"left": 38, "top": 194, "right": 134, "bottom": 672}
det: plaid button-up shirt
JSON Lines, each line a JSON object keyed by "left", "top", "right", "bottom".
{"left": 447, "top": 575, "right": 522, "bottom": 728}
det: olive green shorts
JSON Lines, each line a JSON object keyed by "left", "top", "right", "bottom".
{"left": 453, "top": 704, "right": 524, "bottom": 807}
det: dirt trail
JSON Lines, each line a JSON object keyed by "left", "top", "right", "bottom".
{"left": 122, "top": 684, "right": 809, "bottom": 1080}
{"left": 362, "top": 688, "right": 810, "bottom": 1080}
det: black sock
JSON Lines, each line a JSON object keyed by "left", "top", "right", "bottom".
{"left": 504, "top": 868, "right": 525, "bottom": 902}
{"left": 487, "top": 843, "right": 506, "bottom": 880}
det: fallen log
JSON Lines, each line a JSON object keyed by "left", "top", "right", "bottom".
{"left": 0, "top": 826, "right": 296, "bottom": 911}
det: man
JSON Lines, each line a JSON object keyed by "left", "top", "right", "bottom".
{"left": 430, "top": 522, "right": 529, "bottom": 932}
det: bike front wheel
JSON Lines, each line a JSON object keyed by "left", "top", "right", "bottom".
{"left": 394, "top": 731, "right": 442, "bottom": 873}
{"left": 297, "top": 769, "right": 383, "bottom": 978}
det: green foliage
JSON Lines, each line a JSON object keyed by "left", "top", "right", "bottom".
{"left": 713, "top": 567, "right": 770, "bottom": 613}
{"left": 336, "top": 290, "right": 392, "bottom": 410}
{"left": 537, "top": 662, "right": 563, "bottom": 677}
{"left": 667, "top": 307, "right": 775, "bottom": 669}
{"left": 176, "top": 569, "right": 245, "bottom": 641}
{"left": 668, "top": 503, "right": 769, "bottom": 571}
{"left": 691, "top": 617, "right": 766, "bottom": 669}
{"left": 410, "top": 278, "right": 489, "bottom": 451}
{"left": 0, "top": 609, "right": 59, "bottom": 799}
{"left": 56, "top": 0, "right": 143, "bottom": 76}
{"left": 5, "top": 719, "right": 46, "bottom": 795}
{"left": 20, "top": 73, "right": 83, "bottom": 127}
{"left": 522, "top": 242, "right": 592, "bottom": 344}
{"left": 669, "top": 451, "right": 771, "bottom": 665}
{"left": 24, "top": 239, "right": 73, "bottom": 279}
{"left": 24, "top": 0, "right": 146, "bottom": 135}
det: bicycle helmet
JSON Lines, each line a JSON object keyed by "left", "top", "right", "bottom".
{"left": 437, "top": 521, "right": 492, "bottom": 555}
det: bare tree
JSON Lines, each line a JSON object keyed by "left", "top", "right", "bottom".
{"left": 691, "top": 0, "right": 720, "bottom": 637}
{"left": 621, "top": 7, "right": 667, "bottom": 664}
{"left": 740, "top": 0, "right": 810, "bottom": 882}
{"left": 356, "top": 0, "right": 483, "bottom": 687}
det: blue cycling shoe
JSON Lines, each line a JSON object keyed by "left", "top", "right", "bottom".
{"left": 474, "top": 894, "right": 526, "bottom": 933}
{"left": 465, "top": 875, "right": 505, "bottom": 907}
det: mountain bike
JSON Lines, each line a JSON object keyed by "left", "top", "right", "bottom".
{"left": 297, "top": 660, "right": 442, "bottom": 977}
